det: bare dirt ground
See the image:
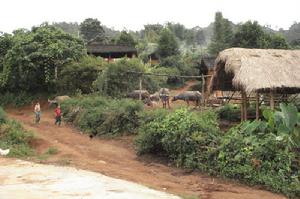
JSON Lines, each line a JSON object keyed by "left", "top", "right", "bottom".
{"left": 6, "top": 103, "right": 287, "bottom": 199}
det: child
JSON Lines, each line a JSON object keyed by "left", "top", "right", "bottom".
{"left": 54, "top": 105, "right": 62, "bottom": 126}
{"left": 34, "top": 102, "right": 41, "bottom": 124}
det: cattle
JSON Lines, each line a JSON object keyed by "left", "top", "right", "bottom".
{"left": 150, "top": 92, "right": 160, "bottom": 102}
{"left": 172, "top": 91, "right": 202, "bottom": 107}
{"left": 48, "top": 95, "right": 71, "bottom": 107}
{"left": 127, "top": 90, "right": 150, "bottom": 100}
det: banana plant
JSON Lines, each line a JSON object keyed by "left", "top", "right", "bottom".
{"left": 263, "top": 103, "right": 300, "bottom": 148}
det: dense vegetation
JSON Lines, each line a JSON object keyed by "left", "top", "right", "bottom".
{"left": 0, "top": 24, "right": 85, "bottom": 94}
{"left": 0, "top": 107, "right": 35, "bottom": 157}
{"left": 135, "top": 105, "right": 300, "bottom": 198}
{"left": 61, "top": 96, "right": 143, "bottom": 137}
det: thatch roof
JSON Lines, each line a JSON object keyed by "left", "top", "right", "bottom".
{"left": 210, "top": 48, "right": 300, "bottom": 93}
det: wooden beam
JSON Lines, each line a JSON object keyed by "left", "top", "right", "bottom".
{"left": 256, "top": 92, "right": 259, "bottom": 120}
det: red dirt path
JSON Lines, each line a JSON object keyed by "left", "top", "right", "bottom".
{"left": 6, "top": 105, "right": 286, "bottom": 199}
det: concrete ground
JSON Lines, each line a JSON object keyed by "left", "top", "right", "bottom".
{"left": 0, "top": 158, "right": 180, "bottom": 199}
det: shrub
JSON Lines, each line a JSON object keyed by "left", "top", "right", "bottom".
{"left": 216, "top": 120, "right": 300, "bottom": 197}
{"left": 0, "top": 120, "right": 35, "bottom": 157}
{"left": 0, "top": 92, "right": 35, "bottom": 107}
{"left": 215, "top": 104, "right": 300, "bottom": 197}
{"left": 58, "top": 56, "right": 105, "bottom": 94}
{"left": 217, "top": 104, "right": 240, "bottom": 121}
{"left": 61, "top": 95, "right": 143, "bottom": 136}
{"left": 135, "top": 108, "right": 221, "bottom": 169}
{"left": 0, "top": 107, "right": 6, "bottom": 124}
{"left": 94, "top": 58, "right": 159, "bottom": 97}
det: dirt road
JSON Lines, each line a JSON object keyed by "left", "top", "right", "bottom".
{"left": 7, "top": 106, "right": 286, "bottom": 199}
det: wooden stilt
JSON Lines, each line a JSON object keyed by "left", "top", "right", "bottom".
{"left": 241, "top": 90, "right": 247, "bottom": 121}
{"left": 243, "top": 91, "right": 248, "bottom": 120}
{"left": 270, "top": 90, "right": 275, "bottom": 110}
{"left": 201, "top": 74, "right": 205, "bottom": 107}
{"left": 241, "top": 91, "right": 244, "bottom": 121}
{"left": 256, "top": 92, "right": 259, "bottom": 120}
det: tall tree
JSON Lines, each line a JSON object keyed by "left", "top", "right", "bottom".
{"left": 80, "top": 18, "right": 105, "bottom": 42}
{"left": 208, "top": 12, "right": 234, "bottom": 56}
{"left": 167, "top": 22, "right": 186, "bottom": 40}
{"left": 0, "top": 33, "right": 12, "bottom": 72}
{"left": 157, "top": 28, "right": 179, "bottom": 59}
{"left": 232, "top": 21, "right": 265, "bottom": 48}
{"left": 116, "top": 31, "right": 136, "bottom": 46}
{"left": 142, "top": 24, "right": 163, "bottom": 43}
{"left": 0, "top": 24, "right": 85, "bottom": 92}
{"left": 233, "top": 21, "right": 289, "bottom": 49}
{"left": 52, "top": 22, "right": 80, "bottom": 37}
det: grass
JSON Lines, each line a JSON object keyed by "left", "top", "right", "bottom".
{"left": 45, "top": 146, "right": 59, "bottom": 155}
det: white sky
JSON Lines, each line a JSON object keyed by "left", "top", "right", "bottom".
{"left": 1, "top": 0, "right": 299, "bottom": 33}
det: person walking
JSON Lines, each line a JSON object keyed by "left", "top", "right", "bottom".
{"left": 54, "top": 105, "right": 62, "bottom": 126}
{"left": 34, "top": 102, "right": 41, "bottom": 124}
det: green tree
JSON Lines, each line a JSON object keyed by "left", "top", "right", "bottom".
{"left": 52, "top": 22, "right": 80, "bottom": 37}
{"left": 94, "top": 58, "right": 158, "bottom": 97}
{"left": 58, "top": 56, "right": 105, "bottom": 94}
{"left": 80, "top": 18, "right": 105, "bottom": 42}
{"left": 166, "top": 22, "right": 186, "bottom": 40}
{"left": 0, "top": 24, "right": 85, "bottom": 93}
{"left": 208, "top": 12, "right": 234, "bottom": 56}
{"left": 0, "top": 33, "right": 12, "bottom": 72}
{"left": 233, "top": 21, "right": 266, "bottom": 48}
{"left": 142, "top": 24, "right": 163, "bottom": 43}
{"left": 267, "top": 34, "right": 289, "bottom": 49}
{"left": 233, "top": 21, "right": 289, "bottom": 49}
{"left": 157, "top": 28, "right": 179, "bottom": 59}
{"left": 116, "top": 31, "right": 137, "bottom": 46}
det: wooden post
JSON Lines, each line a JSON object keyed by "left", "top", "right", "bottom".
{"left": 241, "top": 90, "right": 247, "bottom": 121}
{"left": 201, "top": 74, "right": 205, "bottom": 107}
{"left": 240, "top": 91, "right": 244, "bottom": 121}
{"left": 270, "top": 90, "right": 275, "bottom": 110}
{"left": 256, "top": 92, "right": 259, "bottom": 120}
{"left": 139, "top": 77, "right": 142, "bottom": 100}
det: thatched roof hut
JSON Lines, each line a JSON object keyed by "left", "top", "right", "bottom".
{"left": 210, "top": 48, "right": 300, "bottom": 94}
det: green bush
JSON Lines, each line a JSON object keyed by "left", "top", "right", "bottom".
{"left": 61, "top": 95, "right": 143, "bottom": 136}
{"left": 0, "top": 120, "right": 35, "bottom": 157}
{"left": 216, "top": 120, "right": 300, "bottom": 197}
{"left": 136, "top": 104, "right": 300, "bottom": 197}
{"left": 217, "top": 104, "right": 240, "bottom": 122}
{"left": 94, "top": 58, "right": 159, "bottom": 98}
{"left": 135, "top": 108, "right": 221, "bottom": 169}
{"left": 0, "top": 107, "right": 6, "bottom": 124}
{"left": 0, "top": 92, "right": 35, "bottom": 107}
{"left": 215, "top": 103, "right": 300, "bottom": 197}
{"left": 58, "top": 56, "right": 105, "bottom": 94}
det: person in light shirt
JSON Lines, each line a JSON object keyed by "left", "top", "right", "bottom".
{"left": 34, "top": 102, "right": 41, "bottom": 124}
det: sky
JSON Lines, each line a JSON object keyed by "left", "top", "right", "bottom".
{"left": 1, "top": 0, "right": 299, "bottom": 33}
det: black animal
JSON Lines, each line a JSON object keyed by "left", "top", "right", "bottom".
{"left": 172, "top": 91, "right": 202, "bottom": 107}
